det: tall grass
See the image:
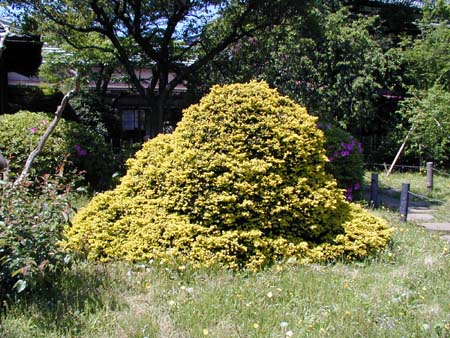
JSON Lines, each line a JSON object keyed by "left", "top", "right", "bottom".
{"left": 1, "top": 171, "right": 449, "bottom": 337}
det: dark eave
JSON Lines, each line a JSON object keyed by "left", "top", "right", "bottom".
{"left": 2, "top": 34, "right": 43, "bottom": 77}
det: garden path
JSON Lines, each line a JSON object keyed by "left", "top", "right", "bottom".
{"left": 363, "top": 188, "right": 450, "bottom": 243}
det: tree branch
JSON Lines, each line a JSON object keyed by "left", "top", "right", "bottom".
{"left": 38, "top": 3, "right": 106, "bottom": 35}
{"left": 61, "top": 35, "right": 115, "bottom": 54}
{"left": 90, "top": 0, "right": 147, "bottom": 96}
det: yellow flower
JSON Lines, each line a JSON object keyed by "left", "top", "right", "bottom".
{"left": 344, "top": 310, "right": 351, "bottom": 316}
{"left": 253, "top": 323, "right": 259, "bottom": 329}
{"left": 267, "top": 291, "right": 273, "bottom": 298}
{"left": 203, "top": 329, "right": 209, "bottom": 335}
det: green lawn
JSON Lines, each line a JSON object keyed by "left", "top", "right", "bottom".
{"left": 1, "top": 172, "right": 449, "bottom": 338}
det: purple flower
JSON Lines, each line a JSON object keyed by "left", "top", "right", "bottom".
{"left": 341, "top": 150, "right": 350, "bottom": 157}
{"left": 74, "top": 144, "right": 88, "bottom": 156}
{"left": 328, "top": 156, "right": 334, "bottom": 162}
{"left": 344, "top": 188, "right": 353, "bottom": 201}
{"left": 316, "top": 122, "right": 323, "bottom": 129}
{"left": 354, "top": 182, "right": 361, "bottom": 191}
{"left": 357, "top": 142, "right": 363, "bottom": 153}
{"left": 30, "top": 127, "right": 38, "bottom": 134}
{"left": 326, "top": 124, "right": 331, "bottom": 129}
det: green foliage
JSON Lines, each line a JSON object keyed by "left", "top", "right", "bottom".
{"left": 194, "top": 6, "right": 391, "bottom": 136}
{"left": 319, "top": 123, "right": 365, "bottom": 200}
{"left": 396, "top": 86, "right": 450, "bottom": 165}
{"left": 0, "top": 111, "right": 115, "bottom": 188}
{"left": 390, "top": 10, "right": 450, "bottom": 167}
{"left": 400, "top": 21, "right": 450, "bottom": 91}
{"left": 65, "top": 82, "right": 392, "bottom": 270}
{"left": 69, "top": 89, "right": 120, "bottom": 138}
{"left": 0, "top": 177, "right": 73, "bottom": 299}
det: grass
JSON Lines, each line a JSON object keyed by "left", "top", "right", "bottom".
{"left": 1, "top": 172, "right": 450, "bottom": 338}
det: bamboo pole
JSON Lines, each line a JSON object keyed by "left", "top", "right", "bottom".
{"left": 386, "top": 125, "right": 416, "bottom": 176}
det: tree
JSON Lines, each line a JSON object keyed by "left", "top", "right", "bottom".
{"left": 389, "top": 0, "right": 450, "bottom": 165}
{"left": 193, "top": 4, "right": 396, "bottom": 138}
{"left": 7, "top": 0, "right": 310, "bottom": 136}
{"left": 396, "top": 85, "right": 450, "bottom": 165}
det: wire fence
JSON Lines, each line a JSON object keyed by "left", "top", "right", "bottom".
{"left": 364, "top": 168, "right": 448, "bottom": 209}
{"left": 365, "top": 162, "right": 450, "bottom": 177}
{"left": 433, "top": 167, "right": 450, "bottom": 178}
{"left": 408, "top": 191, "right": 445, "bottom": 204}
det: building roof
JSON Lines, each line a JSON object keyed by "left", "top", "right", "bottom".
{"left": 1, "top": 17, "right": 43, "bottom": 77}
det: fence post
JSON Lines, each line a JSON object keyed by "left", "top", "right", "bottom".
{"left": 370, "top": 173, "right": 379, "bottom": 208}
{"left": 0, "top": 153, "right": 8, "bottom": 181}
{"left": 399, "top": 182, "right": 410, "bottom": 222}
{"left": 426, "top": 162, "right": 433, "bottom": 193}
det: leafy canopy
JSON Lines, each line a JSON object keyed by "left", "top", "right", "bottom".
{"left": 6, "top": 0, "right": 312, "bottom": 135}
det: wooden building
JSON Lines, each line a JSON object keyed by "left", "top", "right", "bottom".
{"left": 0, "top": 19, "right": 43, "bottom": 115}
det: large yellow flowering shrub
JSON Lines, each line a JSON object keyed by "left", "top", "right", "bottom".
{"left": 64, "top": 81, "right": 392, "bottom": 270}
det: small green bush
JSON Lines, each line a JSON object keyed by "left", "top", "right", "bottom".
{"left": 0, "top": 177, "right": 73, "bottom": 299}
{"left": 0, "top": 111, "right": 115, "bottom": 188}
{"left": 318, "top": 123, "right": 364, "bottom": 200}
{"left": 70, "top": 89, "right": 121, "bottom": 139}
{"left": 64, "top": 81, "right": 392, "bottom": 270}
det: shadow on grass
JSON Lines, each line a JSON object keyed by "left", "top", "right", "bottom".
{"left": 2, "top": 262, "right": 130, "bottom": 335}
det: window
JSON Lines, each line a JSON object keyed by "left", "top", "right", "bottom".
{"left": 122, "top": 109, "right": 145, "bottom": 130}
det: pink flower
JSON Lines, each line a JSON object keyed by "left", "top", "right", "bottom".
{"left": 30, "top": 127, "right": 38, "bottom": 134}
